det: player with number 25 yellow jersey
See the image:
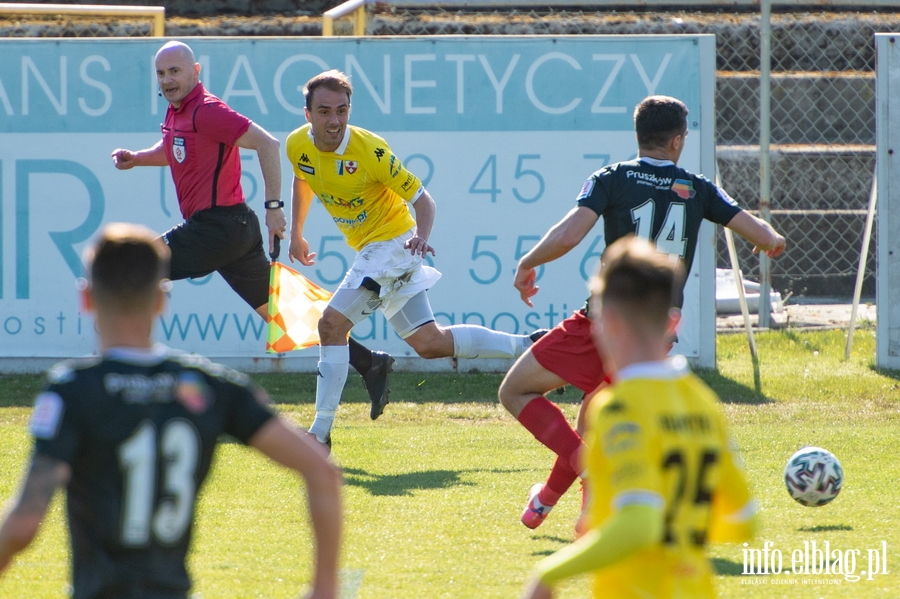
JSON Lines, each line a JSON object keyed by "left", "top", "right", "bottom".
{"left": 573, "top": 359, "right": 757, "bottom": 597}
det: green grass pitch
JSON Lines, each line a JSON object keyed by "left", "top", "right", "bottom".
{"left": 0, "top": 328, "right": 897, "bottom": 598}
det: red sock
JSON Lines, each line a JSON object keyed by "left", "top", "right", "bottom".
{"left": 538, "top": 455, "right": 580, "bottom": 506}
{"left": 517, "top": 396, "right": 584, "bottom": 475}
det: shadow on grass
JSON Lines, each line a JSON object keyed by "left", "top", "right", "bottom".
{"left": 711, "top": 557, "right": 745, "bottom": 576}
{"left": 342, "top": 466, "right": 526, "bottom": 496}
{"left": 867, "top": 363, "right": 900, "bottom": 381}
{"left": 529, "top": 534, "right": 570, "bottom": 556}
{"left": 694, "top": 368, "right": 772, "bottom": 405}
{"left": 0, "top": 375, "right": 45, "bottom": 408}
{"left": 798, "top": 524, "right": 853, "bottom": 532}
{"left": 260, "top": 372, "right": 586, "bottom": 407}
{"left": 530, "top": 534, "right": 570, "bottom": 545}
{"left": 3, "top": 367, "right": 779, "bottom": 409}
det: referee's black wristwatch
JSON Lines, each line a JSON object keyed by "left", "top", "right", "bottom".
{"left": 264, "top": 199, "right": 284, "bottom": 209}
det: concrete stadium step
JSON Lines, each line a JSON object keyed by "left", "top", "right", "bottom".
{"left": 716, "top": 72, "right": 875, "bottom": 146}
{"left": 715, "top": 145, "right": 874, "bottom": 211}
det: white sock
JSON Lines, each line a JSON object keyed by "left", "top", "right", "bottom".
{"left": 309, "top": 345, "right": 350, "bottom": 443}
{"left": 448, "top": 325, "right": 526, "bottom": 359}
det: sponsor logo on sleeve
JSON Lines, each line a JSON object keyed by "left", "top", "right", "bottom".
{"left": 389, "top": 154, "right": 402, "bottom": 177}
{"left": 717, "top": 187, "right": 739, "bottom": 207}
{"left": 299, "top": 164, "right": 315, "bottom": 175}
{"left": 577, "top": 178, "right": 595, "bottom": 200}
{"left": 29, "top": 392, "right": 65, "bottom": 439}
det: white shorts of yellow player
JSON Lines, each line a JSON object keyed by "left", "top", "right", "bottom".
{"left": 330, "top": 228, "right": 442, "bottom": 338}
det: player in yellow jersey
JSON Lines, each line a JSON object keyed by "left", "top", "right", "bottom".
{"left": 285, "top": 70, "right": 545, "bottom": 447}
{"left": 522, "top": 235, "right": 757, "bottom": 599}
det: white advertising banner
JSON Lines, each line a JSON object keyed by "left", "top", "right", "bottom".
{"left": 0, "top": 35, "right": 718, "bottom": 371}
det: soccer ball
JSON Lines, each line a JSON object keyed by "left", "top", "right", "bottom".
{"left": 783, "top": 447, "right": 843, "bottom": 507}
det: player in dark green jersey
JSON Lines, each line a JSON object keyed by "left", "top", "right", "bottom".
{"left": 0, "top": 223, "right": 341, "bottom": 599}
{"left": 503, "top": 96, "right": 784, "bottom": 532}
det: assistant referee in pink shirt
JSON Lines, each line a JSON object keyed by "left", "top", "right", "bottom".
{"left": 111, "top": 41, "right": 395, "bottom": 419}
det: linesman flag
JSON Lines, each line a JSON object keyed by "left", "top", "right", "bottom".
{"left": 266, "top": 240, "right": 332, "bottom": 352}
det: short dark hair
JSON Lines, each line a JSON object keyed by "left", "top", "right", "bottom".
{"left": 303, "top": 70, "right": 353, "bottom": 111}
{"left": 84, "top": 223, "right": 170, "bottom": 313}
{"left": 634, "top": 95, "right": 689, "bottom": 150}
{"left": 590, "top": 235, "right": 685, "bottom": 337}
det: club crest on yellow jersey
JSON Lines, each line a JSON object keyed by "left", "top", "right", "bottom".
{"left": 336, "top": 160, "right": 359, "bottom": 175}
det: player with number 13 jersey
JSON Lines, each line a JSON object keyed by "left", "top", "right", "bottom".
{"left": 31, "top": 349, "right": 274, "bottom": 598}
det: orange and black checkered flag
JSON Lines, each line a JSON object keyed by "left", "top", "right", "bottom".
{"left": 266, "top": 239, "right": 332, "bottom": 353}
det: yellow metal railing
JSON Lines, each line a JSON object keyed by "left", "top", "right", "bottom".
{"left": 322, "top": 0, "right": 366, "bottom": 37}
{"left": 0, "top": 3, "right": 165, "bottom": 36}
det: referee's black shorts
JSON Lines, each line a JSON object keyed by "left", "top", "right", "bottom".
{"left": 162, "top": 203, "right": 269, "bottom": 310}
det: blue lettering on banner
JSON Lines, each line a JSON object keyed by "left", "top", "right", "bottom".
{"left": 4, "top": 317, "right": 22, "bottom": 335}
{"left": 0, "top": 38, "right": 700, "bottom": 134}
{"left": 0, "top": 310, "right": 267, "bottom": 342}
{"left": 15, "top": 160, "right": 105, "bottom": 299}
{"left": 349, "top": 305, "right": 573, "bottom": 339}
{"left": 157, "top": 313, "right": 266, "bottom": 342}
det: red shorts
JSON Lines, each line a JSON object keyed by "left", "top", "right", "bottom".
{"left": 530, "top": 310, "right": 608, "bottom": 394}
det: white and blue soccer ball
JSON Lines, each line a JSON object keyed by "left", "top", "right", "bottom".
{"left": 784, "top": 446, "right": 843, "bottom": 507}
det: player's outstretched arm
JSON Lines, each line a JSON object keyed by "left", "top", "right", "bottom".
{"left": 406, "top": 190, "right": 436, "bottom": 258}
{"left": 289, "top": 177, "right": 318, "bottom": 266}
{"left": 249, "top": 418, "right": 342, "bottom": 599}
{"left": 236, "top": 123, "right": 285, "bottom": 254}
{"left": 708, "top": 434, "right": 759, "bottom": 544}
{"left": 0, "top": 454, "right": 70, "bottom": 575}
{"left": 523, "top": 503, "right": 663, "bottom": 597}
{"left": 110, "top": 140, "right": 168, "bottom": 169}
{"left": 514, "top": 206, "right": 599, "bottom": 307}
{"left": 725, "top": 210, "right": 786, "bottom": 258}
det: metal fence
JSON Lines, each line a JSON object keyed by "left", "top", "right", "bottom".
{"left": 0, "top": 3, "right": 164, "bottom": 37}
{"left": 711, "top": 12, "right": 878, "bottom": 299}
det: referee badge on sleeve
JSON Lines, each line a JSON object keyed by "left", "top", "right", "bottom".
{"left": 173, "top": 137, "right": 187, "bottom": 163}
{"left": 29, "top": 392, "right": 65, "bottom": 439}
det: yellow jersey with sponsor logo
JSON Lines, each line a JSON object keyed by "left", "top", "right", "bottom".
{"left": 583, "top": 356, "right": 755, "bottom": 598}
{"left": 285, "top": 124, "right": 423, "bottom": 251}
